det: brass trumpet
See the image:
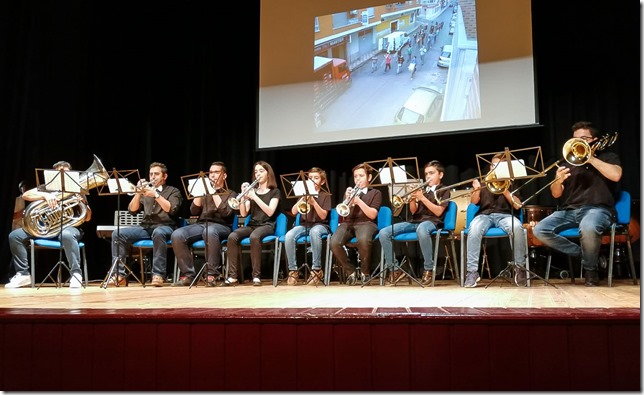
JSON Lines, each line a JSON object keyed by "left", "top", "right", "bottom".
{"left": 228, "top": 178, "right": 259, "bottom": 210}
{"left": 336, "top": 185, "right": 360, "bottom": 217}
{"left": 128, "top": 181, "right": 155, "bottom": 196}
{"left": 296, "top": 196, "right": 311, "bottom": 215}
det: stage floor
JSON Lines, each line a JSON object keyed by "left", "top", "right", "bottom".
{"left": 0, "top": 278, "right": 639, "bottom": 312}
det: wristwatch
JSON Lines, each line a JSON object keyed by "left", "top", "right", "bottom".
{"left": 154, "top": 191, "right": 160, "bottom": 199}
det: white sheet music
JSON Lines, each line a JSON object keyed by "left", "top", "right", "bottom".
{"left": 494, "top": 159, "right": 527, "bottom": 179}
{"left": 188, "top": 178, "right": 216, "bottom": 197}
{"left": 43, "top": 170, "right": 81, "bottom": 193}
{"left": 291, "top": 180, "right": 318, "bottom": 197}
{"left": 107, "top": 178, "right": 136, "bottom": 194}
{"left": 378, "top": 165, "right": 408, "bottom": 184}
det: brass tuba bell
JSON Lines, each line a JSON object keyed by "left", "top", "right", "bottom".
{"left": 22, "top": 155, "right": 109, "bottom": 238}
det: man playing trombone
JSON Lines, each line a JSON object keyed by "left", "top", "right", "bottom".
{"left": 171, "top": 162, "right": 236, "bottom": 286}
{"left": 283, "top": 167, "right": 332, "bottom": 285}
{"left": 463, "top": 153, "right": 528, "bottom": 288}
{"left": 379, "top": 160, "right": 450, "bottom": 286}
{"left": 533, "top": 121, "right": 622, "bottom": 287}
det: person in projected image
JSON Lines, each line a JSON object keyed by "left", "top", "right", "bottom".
{"left": 463, "top": 153, "right": 527, "bottom": 288}
{"left": 329, "top": 163, "right": 382, "bottom": 286}
{"left": 283, "top": 167, "right": 332, "bottom": 286}
{"left": 379, "top": 160, "right": 449, "bottom": 287}
{"left": 171, "top": 161, "right": 236, "bottom": 287}
{"left": 223, "top": 160, "right": 281, "bottom": 287}
{"left": 533, "top": 121, "right": 622, "bottom": 287}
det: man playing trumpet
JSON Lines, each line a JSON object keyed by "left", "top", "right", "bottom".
{"left": 283, "top": 167, "right": 332, "bottom": 285}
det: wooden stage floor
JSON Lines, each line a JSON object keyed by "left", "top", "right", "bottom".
{"left": 0, "top": 277, "right": 639, "bottom": 316}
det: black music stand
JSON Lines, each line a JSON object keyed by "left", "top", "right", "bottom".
{"left": 98, "top": 169, "right": 144, "bottom": 288}
{"left": 35, "top": 167, "right": 87, "bottom": 289}
{"left": 362, "top": 157, "right": 424, "bottom": 287}
{"left": 180, "top": 171, "right": 229, "bottom": 288}
{"left": 479, "top": 147, "right": 556, "bottom": 289}
{"left": 279, "top": 170, "right": 332, "bottom": 286}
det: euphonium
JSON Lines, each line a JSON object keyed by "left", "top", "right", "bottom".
{"left": 228, "top": 178, "right": 259, "bottom": 210}
{"left": 296, "top": 197, "right": 311, "bottom": 215}
{"left": 22, "top": 155, "right": 109, "bottom": 238}
{"left": 336, "top": 185, "right": 360, "bottom": 217}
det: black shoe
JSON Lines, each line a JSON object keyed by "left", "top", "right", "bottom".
{"left": 171, "top": 276, "right": 194, "bottom": 287}
{"left": 584, "top": 270, "right": 600, "bottom": 287}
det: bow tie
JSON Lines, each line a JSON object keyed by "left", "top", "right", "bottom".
{"left": 426, "top": 185, "right": 436, "bottom": 193}
{"left": 359, "top": 188, "right": 368, "bottom": 195}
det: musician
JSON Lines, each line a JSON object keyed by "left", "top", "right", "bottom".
{"left": 12, "top": 180, "right": 27, "bottom": 231}
{"left": 533, "top": 121, "right": 622, "bottom": 287}
{"left": 223, "top": 160, "right": 281, "bottom": 286}
{"left": 463, "top": 153, "right": 527, "bottom": 288}
{"left": 329, "top": 163, "right": 382, "bottom": 285}
{"left": 283, "top": 167, "right": 332, "bottom": 286}
{"left": 108, "top": 162, "right": 183, "bottom": 287}
{"left": 171, "top": 162, "right": 236, "bottom": 286}
{"left": 6, "top": 161, "right": 89, "bottom": 288}
{"left": 379, "top": 160, "right": 450, "bottom": 286}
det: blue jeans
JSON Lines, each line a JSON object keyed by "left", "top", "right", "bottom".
{"left": 111, "top": 225, "right": 174, "bottom": 278}
{"left": 284, "top": 224, "right": 330, "bottom": 271}
{"left": 533, "top": 207, "right": 613, "bottom": 272}
{"left": 379, "top": 221, "right": 437, "bottom": 271}
{"left": 466, "top": 213, "right": 526, "bottom": 273}
{"left": 171, "top": 222, "right": 232, "bottom": 278}
{"left": 8, "top": 227, "right": 83, "bottom": 275}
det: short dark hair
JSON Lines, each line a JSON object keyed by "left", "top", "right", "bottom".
{"left": 572, "top": 121, "right": 599, "bottom": 138}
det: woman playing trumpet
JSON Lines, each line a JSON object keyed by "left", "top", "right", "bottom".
{"left": 283, "top": 167, "right": 332, "bottom": 286}
{"left": 224, "top": 161, "right": 281, "bottom": 286}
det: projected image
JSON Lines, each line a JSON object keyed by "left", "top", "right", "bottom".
{"left": 313, "top": 1, "right": 479, "bottom": 132}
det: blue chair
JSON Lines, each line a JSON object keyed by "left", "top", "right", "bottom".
{"left": 460, "top": 203, "right": 528, "bottom": 286}
{"left": 226, "top": 213, "right": 287, "bottom": 285}
{"left": 274, "top": 208, "right": 339, "bottom": 287}
{"left": 544, "top": 190, "right": 637, "bottom": 287}
{"left": 29, "top": 238, "right": 89, "bottom": 288}
{"left": 326, "top": 206, "right": 392, "bottom": 286}
{"left": 377, "top": 201, "right": 460, "bottom": 287}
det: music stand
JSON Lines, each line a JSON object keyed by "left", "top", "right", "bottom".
{"left": 363, "top": 157, "right": 424, "bottom": 287}
{"left": 180, "top": 171, "right": 229, "bottom": 288}
{"left": 35, "top": 168, "right": 86, "bottom": 288}
{"left": 279, "top": 171, "right": 331, "bottom": 285}
{"left": 480, "top": 147, "right": 556, "bottom": 288}
{"left": 98, "top": 169, "right": 144, "bottom": 288}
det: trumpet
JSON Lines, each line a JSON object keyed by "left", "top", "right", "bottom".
{"left": 228, "top": 178, "right": 259, "bottom": 210}
{"left": 336, "top": 185, "right": 361, "bottom": 217}
{"left": 296, "top": 196, "right": 311, "bottom": 215}
{"left": 128, "top": 181, "right": 155, "bottom": 196}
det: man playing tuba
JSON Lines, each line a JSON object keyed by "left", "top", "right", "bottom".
{"left": 6, "top": 160, "right": 90, "bottom": 289}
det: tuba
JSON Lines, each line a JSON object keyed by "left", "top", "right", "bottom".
{"left": 22, "top": 155, "right": 109, "bottom": 238}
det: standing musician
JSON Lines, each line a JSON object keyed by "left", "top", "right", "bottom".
{"left": 6, "top": 161, "right": 89, "bottom": 289}
{"left": 224, "top": 160, "right": 281, "bottom": 286}
{"left": 283, "top": 167, "right": 332, "bottom": 286}
{"left": 463, "top": 153, "right": 527, "bottom": 288}
{"left": 329, "top": 163, "right": 382, "bottom": 285}
{"left": 533, "top": 121, "right": 622, "bottom": 287}
{"left": 171, "top": 161, "right": 236, "bottom": 286}
{"left": 108, "top": 162, "right": 183, "bottom": 287}
{"left": 379, "top": 160, "right": 449, "bottom": 286}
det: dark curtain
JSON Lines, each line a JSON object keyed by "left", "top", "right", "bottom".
{"left": 0, "top": 0, "right": 639, "bottom": 282}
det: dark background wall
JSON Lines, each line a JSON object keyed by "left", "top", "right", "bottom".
{"left": 0, "top": 1, "right": 639, "bottom": 281}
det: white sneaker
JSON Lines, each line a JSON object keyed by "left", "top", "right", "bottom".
{"left": 69, "top": 273, "right": 83, "bottom": 288}
{"left": 252, "top": 277, "right": 262, "bottom": 286}
{"left": 5, "top": 273, "right": 32, "bottom": 288}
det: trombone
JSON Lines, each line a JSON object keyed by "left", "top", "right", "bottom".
{"left": 433, "top": 170, "right": 510, "bottom": 205}
{"left": 510, "top": 132, "right": 619, "bottom": 208}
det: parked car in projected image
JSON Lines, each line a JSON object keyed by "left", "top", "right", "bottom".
{"left": 438, "top": 44, "right": 452, "bottom": 67}
{"left": 394, "top": 86, "right": 444, "bottom": 124}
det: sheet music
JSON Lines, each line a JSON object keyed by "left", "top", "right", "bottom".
{"left": 107, "top": 178, "right": 136, "bottom": 194}
{"left": 43, "top": 170, "right": 81, "bottom": 193}
{"left": 378, "top": 165, "right": 408, "bottom": 184}
{"left": 188, "top": 178, "right": 216, "bottom": 197}
{"left": 291, "top": 180, "right": 318, "bottom": 197}
{"left": 494, "top": 159, "right": 527, "bottom": 179}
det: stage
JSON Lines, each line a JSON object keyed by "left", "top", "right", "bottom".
{"left": 0, "top": 278, "right": 640, "bottom": 391}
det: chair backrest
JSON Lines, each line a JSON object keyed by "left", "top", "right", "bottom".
{"left": 614, "top": 190, "right": 630, "bottom": 225}
{"left": 231, "top": 214, "right": 239, "bottom": 230}
{"left": 443, "top": 201, "right": 457, "bottom": 231}
{"left": 274, "top": 213, "right": 288, "bottom": 237}
{"left": 377, "top": 206, "right": 392, "bottom": 230}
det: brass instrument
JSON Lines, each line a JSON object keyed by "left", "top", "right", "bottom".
{"left": 296, "top": 196, "right": 311, "bottom": 215}
{"left": 336, "top": 185, "right": 360, "bottom": 217}
{"left": 433, "top": 169, "right": 510, "bottom": 204}
{"left": 22, "top": 155, "right": 109, "bottom": 238}
{"left": 511, "top": 132, "right": 618, "bottom": 208}
{"left": 391, "top": 180, "right": 430, "bottom": 211}
{"left": 228, "top": 178, "right": 259, "bottom": 210}
{"left": 128, "top": 181, "right": 155, "bottom": 196}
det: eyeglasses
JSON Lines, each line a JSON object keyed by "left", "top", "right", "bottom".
{"left": 578, "top": 136, "right": 594, "bottom": 141}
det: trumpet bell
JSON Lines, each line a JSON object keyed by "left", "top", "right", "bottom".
{"left": 336, "top": 203, "right": 350, "bottom": 217}
{"left": 297, "top": 200, "right": 310, "bottom": 215}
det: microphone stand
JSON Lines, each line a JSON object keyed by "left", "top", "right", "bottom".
{"left": 190, "top": 172, "right": 222, "bottom": 288}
